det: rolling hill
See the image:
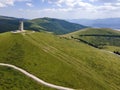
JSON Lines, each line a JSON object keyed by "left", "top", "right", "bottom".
{"left": 0, "top": 31, "right": 120, "bottom": 90}
{"left": 30, "top": 17, "right": 87, "bottom": 34}
{"left": 0, "top": 16, "right": 87, "bottom": 34}
{"left": 64, "top": 28, "right": 120, "bottom": 53}
{"left": 0, "top": 16, "right": 21, "bottom": 32}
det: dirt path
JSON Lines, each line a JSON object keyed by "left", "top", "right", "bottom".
{"left": 101, "top": 50, "right": 120, "bottom": 57}
{"left": 0, "top": 63, "right": 74, "bottom": 90}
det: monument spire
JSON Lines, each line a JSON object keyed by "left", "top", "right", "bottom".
{"left": 19, "top": 20, "right": 24, "bottom": 31}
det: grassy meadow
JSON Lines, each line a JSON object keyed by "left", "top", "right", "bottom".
{"left": 0, "top": 66, "right": 55, "bottom": 90}
{"left": 64, "top": 28, "right": 120, "bottom": 51}
{"left": 0, "top": 31, "right": 120, "bottom": 90}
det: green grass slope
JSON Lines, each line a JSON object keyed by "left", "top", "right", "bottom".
{"left": 0, "top": 66, "right": 54, "bottom": 90}
{"left": 65, "top": 28, "right": 120, "bottom": 52}
{"left": 0, "top": 31, "right": 120, "bottom": 90}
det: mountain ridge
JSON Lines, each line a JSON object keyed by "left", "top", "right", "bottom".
{"left": 0, "top": 16, "right": 87, "bottom": 34}
{"left": 68, "top": 18, "right": 120, "bottom": 29}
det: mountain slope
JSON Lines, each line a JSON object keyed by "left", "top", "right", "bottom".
{"left": 0, "top": 16, "right": 87, "bottom": 34}
{"left": 0, "top": 16, "right": 20, "bottom": 32}
{"left": 30, "top": 17, "right": 87, "bottom": 34}
{"left": 64, "top": 28, "right": 120, "bottom": 52}
{"left": 0, "top": 16, "right": 42, "bottom": 33}
{"left": 0, "top": 31, "right": 120, "bottom": 90}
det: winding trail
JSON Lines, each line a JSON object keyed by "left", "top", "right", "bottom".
{"left": 0, "top": 63, "right": 74, "bottom": 90}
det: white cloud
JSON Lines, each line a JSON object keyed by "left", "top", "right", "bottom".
{"left": 1, "top": 0, "right": 120, "bottom": 19}
{"left": 0, "top": 3, "right": 5, "bottom": 7}
{"left": 58, "top": 0, "right": 79, "bottom": 7}
{"left": 26, "top": 3, "right": 33, "bottom": 7}
{"left": 116, "top": 2, "right": 120, "bottom": 5}
{"left": 44, "top": 0, "right": 82, "bottom": 7}
{"left": 0, "top": 0, "right": 31, "bottom": 7}
{"left": 94, "top": 0, "right": 118, "bottom": 3}
{"left": 89, "top": 0, "right": 98, "bottom": 2}
{"left": 0, "top": 0, "right": 14, "bottom": 7}
{"left": 42, "top": 0, "right": 44, "bottom": 2}
{"left": 36, "top": 0, "right": 120, "bottom": 19}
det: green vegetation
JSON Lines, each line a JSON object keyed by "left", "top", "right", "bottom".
{"left": 30, "top": 17, "right": 87, "bottom": 34}
{"left": 0, "top": 66, "right": 55, "bottom": 90}
{"left": 0, "top": 31, "right": 120, "bottom": 90}
{"left": 0, "top": 16, "right": 87, "bottom": 34}
{"left": 65, "top": 28, "right": 120, "bottom": 52}
{"left": 0, "top": 16, "right": 20, "bottom": 32}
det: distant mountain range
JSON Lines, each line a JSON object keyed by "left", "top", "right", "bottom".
{"left": 68, "top": 18, "right": 120, "bottom": 29}
{"left": 0, "top": 16, "right": 87, "bottom": 34}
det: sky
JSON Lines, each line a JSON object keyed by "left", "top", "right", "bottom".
{"left": 0, "top": 0, "right": 120, "bottom": 19}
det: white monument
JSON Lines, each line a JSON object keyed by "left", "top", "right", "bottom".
{"left": 19, "top": 21, "right": 24, "bottom": 31}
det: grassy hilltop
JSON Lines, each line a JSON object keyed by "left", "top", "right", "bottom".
{"left": 0, "top": 31, "right": 120, "bottom": 90}
{"left": 65, "top": 28, "right": 120, "bottom": 52}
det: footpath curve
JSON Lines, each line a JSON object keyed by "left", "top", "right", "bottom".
{"left": 0, "top": 63, "right": 74, "bottom": 90}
